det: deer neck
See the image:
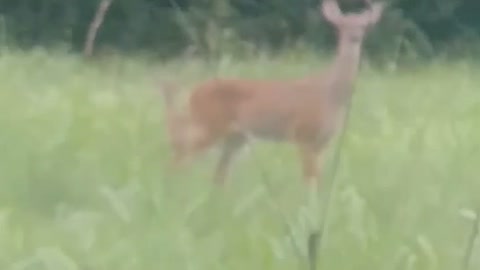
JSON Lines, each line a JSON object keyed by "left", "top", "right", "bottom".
{"left": 326, "top": 37, "right": 363, "bottom": 105}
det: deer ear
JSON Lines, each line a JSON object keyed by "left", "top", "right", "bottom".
{"left": 367, "top": 2, "right": 384, "bottom": 25}
{"left": 321, "top": 0, "right": 343, "bottom": 25}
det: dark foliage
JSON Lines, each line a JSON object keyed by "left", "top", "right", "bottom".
{"left": 0, "top": 0, "right": 478, "bottom": 60}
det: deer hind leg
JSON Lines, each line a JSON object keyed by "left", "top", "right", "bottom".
{"left": 169, "top": 117, "right": 218, "bottom": 168}
{"left": 212, "top": 134, "right": 246, "bottom": 186}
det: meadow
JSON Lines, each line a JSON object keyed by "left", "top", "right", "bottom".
{"left": 0, "top": 49, "right": 479, "bottom": 270}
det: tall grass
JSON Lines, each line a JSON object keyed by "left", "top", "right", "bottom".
{"left": 0, "top": 49, "right": 479, "bottom": 270}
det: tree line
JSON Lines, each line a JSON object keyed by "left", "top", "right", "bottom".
{"left": 0, "top": 0, "right": 478, "bottom": 61}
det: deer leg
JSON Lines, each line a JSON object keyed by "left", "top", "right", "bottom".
{"left": 297, "top": 142, "right": 324, "bottom": 188}
{"left": 212, "top": 134, "right": 246, "bottom": 186}
{"left": 168, "top": 122, "right": 218, "bottom": 169}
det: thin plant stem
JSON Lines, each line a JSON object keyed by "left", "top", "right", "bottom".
{"left": 462, "top": 207, "right": 480, "bottom": 270}
{"left": 310, "top": 89, "right": 356, "bottom": 269}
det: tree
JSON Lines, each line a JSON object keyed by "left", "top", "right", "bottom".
{"left": 83, "top": 0, "right": 113, "bottom": 57}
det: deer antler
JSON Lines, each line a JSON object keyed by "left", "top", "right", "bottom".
{"left": 366, "top": 1, "right": 384, "bottom": 25}
{"left": 321, "top": 0, "right": 384, "bottom": 26}
{"left": 360, "top": 0, "right": 385, "bottom": 25}
{"left": 321, "top": 0, "right": 344, "bottom": 26}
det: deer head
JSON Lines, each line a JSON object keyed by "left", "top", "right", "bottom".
{"left": 321, "top": 0, "right": 384, "bottom": 44}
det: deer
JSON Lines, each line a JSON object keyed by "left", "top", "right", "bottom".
{"left": 160, "top": 0, "right": 384, "bottom": 187}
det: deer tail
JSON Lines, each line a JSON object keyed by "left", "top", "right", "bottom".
{"left": 159, "top": 81, "right": 179, "bottom": 111}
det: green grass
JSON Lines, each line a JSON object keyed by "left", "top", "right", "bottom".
{"left": 0, "top": 49, "right": 479, "bottom": 270}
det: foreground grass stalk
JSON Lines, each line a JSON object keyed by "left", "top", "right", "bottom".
{"left": 462, "top": 208, "right": 479, "bottom": 270}
{"left": 311, "top": 92, "right": 355, "bottom": 269}
{"left": 251, "top": 150, "right": 305, "bottom": 266}
{"left": 307, "top": 231, "right": 320, "bottom": 270}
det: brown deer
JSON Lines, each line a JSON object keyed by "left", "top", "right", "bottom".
{"left": 161, "top": 0, "right": 384, "bottom": 187}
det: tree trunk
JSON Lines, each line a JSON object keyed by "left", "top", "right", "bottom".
{"left": 83, "top": 0, "right": 113, "bottom": 57}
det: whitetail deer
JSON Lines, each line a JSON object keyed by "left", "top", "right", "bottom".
{"left": 161, "top": 0, "right": 384, "bottom": 187}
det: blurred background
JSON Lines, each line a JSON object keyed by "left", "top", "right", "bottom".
{"left": 0, "top": 0, "right": 478, "bottom": 62}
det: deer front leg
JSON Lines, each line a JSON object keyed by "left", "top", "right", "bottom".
{"left": 297, "top": 142, "right": 324, "bottom": 188}
{"left": 212, "top": 134, "right": 246, "bottom": 186}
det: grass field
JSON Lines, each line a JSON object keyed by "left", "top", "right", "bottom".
{"left": 0, "top": 49, "right": 479, "bottom": 270}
